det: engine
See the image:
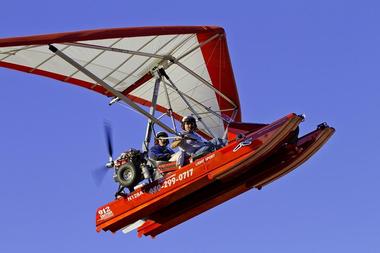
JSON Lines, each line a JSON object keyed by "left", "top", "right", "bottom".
{"left": 113, "top": 149, "right": 152, "bottom": 191}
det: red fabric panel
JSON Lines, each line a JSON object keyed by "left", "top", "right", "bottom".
{"left": 196, "top": 31, "right": 241, "bottom": 122}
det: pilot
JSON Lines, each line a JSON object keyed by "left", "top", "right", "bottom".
{"left": 171, "top": 116, "right": 214, "bottom": 167}
{"left": 149, "top": 131, "right": 174, "bottom": 161}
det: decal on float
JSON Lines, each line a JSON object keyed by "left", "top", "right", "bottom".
{"left": 233, "top": 137, "right": 253, "bottom": 152}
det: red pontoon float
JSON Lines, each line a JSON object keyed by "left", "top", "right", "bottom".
{"left": 137, "top": 123, "right": 334, "bottom": 237}
{"left": 0, "top": 26, "right": 334, "bottom": 238}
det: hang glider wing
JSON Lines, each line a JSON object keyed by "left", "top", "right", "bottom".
{"left": 0, "top": 26, "right": 241, "bottom": 138}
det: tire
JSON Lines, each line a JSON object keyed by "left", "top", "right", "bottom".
{"left": 116, "top": 162, "right": 141, "bottom": 188}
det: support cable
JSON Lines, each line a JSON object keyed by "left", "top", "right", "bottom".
{"left": 158, "top": 68, "right": 218, "bottom": 141}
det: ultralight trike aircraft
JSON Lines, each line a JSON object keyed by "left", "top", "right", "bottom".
{"left": 0, "top": 26, "right": 334, "bottom": 238}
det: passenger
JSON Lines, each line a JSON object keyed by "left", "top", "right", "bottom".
{"left": 172, "top": 116, "right": 215, "bottom": 167}
{"left": 149, "top": 131, "right": 174, "bottom": 161}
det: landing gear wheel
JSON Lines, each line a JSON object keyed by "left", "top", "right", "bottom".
{"left": 116, "top": 162, "right": 141, "bottom": 189}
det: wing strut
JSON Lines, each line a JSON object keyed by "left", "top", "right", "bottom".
{"left": 162, "top": 77, "right": 178, "bottom": 132}
{"left": 142, "top": 70, "right": 161, "bottom": 152}
{"left": 64, "top": 42, "right": 168, "bottom": 60}
{"left": 48, "top": 44, "right": 178, "bottom": 136}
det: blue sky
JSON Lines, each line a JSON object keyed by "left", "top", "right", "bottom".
{"left": 0, "top": 1, "right": 379, "bottom": 252}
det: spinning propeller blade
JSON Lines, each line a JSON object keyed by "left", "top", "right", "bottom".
{"left": 104, "top": 121, "right": 113, "bottom": 160}
{"left": 92, "top": 122, "right": 115, "bottom": 186}
{"left": 92, "top": 165, "right": 109, "bottom": 186}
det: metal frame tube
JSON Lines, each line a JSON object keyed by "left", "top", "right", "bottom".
{"left": 142, "top": 75, "right": 161, "bottom": 152}
{"left": 49, "top": 44, "right": 177, "bottom": 136}
{"left": 162, "top": 80, "right": 178, "bottom": 132}
{"left": 64, "top": 42, "right": 168, "bottom": 60}
{"left": 64, "top": 33, "right": 221, "bottom": 65}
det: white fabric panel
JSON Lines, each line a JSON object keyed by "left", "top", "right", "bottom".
{"left": 0, "top": 33, "right": 225, "bottom": 138}
{"left": 170, "top": 35, "right": 198, "bottom": 59}
{"left": 3, "top": 45, "right": 52, "bottom": 68}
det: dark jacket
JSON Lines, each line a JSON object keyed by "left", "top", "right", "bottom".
{"left": 149, "top": 144, "right": 174, "bottom": 161}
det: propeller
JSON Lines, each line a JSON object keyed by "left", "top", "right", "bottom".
{"left": 91, "top": 122, "right": 115, "bottom": 186}
{"left": 104, "top": 121, "right": 114, "bottom": 167}
{"left": 91, "top": 165, "right": 110, "bottom": 187}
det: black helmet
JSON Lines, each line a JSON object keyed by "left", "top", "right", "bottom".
{"left": 181, "top": 115, "right": 197, "bottom": 130}
{"left": 156, "top": 131, "right": 168, "bottom": 139}
{"left": 155, "top": 131, "right": 169, "bottom": 145}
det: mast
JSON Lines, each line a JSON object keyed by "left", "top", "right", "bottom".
{"left": 142, "top": 68, "right": 161, "bottom": 152}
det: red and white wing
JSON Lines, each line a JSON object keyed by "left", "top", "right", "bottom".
{"left": 0, "top": 26, "right": 241, "bottom": 138}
